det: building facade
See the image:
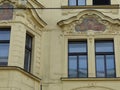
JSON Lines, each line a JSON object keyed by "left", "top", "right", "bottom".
{"left": 0, "top": 0, "right": 120, "bottom": 90}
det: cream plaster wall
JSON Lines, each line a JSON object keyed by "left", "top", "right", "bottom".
{"left": 36, "top": 0, "right": 120, "bottom": 90}
{"left": 0, "top": 0, "right": 120, "bottom": 90}
{"left": 0, "top": 68, "right": 40, "bottom": 90}
{"left": 61, "top": 79, "right": 120, "bottom": 90}
{"left": 6, "top": 8, "right": 42, "bottom": 77}
{"left": 0, "top": 0, "right": 43, "bottom": 90}
{"left": 38, "top": 0, "right": 120, "bottom": 7}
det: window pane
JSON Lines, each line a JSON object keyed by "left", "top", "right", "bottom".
{"left": 96, "top": 41, "right": 113, "bottom": 52}
{"left": 0, "top": 43, "right": 9, "bottom": 66}
{"left": 78, "top": 0, "right": 85, "bottom": 5}
{"left": 106, "top": 55, "right": 115, "bottom": 77}
{"left": 0, "top": 43, "right": 9, "bottom": 57}
{"left": 96, "top": 55, "right": 105, "bottom": 77}
{"left": 93, "top": 0, "right": 110, "bottom": 5}
{"left": 0, "top": 31, "right": 10, "bottom": 40}
{"left": 24, "top": 34, "right": 32, "bottom": 72}
{"left": 69, "top": 42, "right": 86, "bottom": 53}
{"left": 69, "top": 0, "right": 76, "bottom": 6}
{"left": 26, "top": 34, "right": 32, "bottom": 49}
{"left": 69, "top": 56, "right": 77, "bottom": 77}
{"left": 78, "top": 56, "right": 87, "bottom": 77}
{"left": 24, "top": 49, "right": 31, "bottom": 71}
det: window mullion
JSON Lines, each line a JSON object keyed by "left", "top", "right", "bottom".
{"left": 76, "top": 0, "right": 78, "bottom": 6}
{"left": 0, "top": 40, "right": 9, "bottom": 43}
{"left": 77, "top": 55, "right": 79, "bottom": 78}
{"left": 104, "top": 55, "right": 107, "bottom": 77}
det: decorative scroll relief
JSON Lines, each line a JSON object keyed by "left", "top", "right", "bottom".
{"left": 58, "top": 10, "right": 120, "bottom": 35}
{"left": 0, "top": 0, "right": 27, "bottom": 7}
{"left": 0, "top": 3, "right": 13, "bottom": 20}
{"left": 75, "top": 17, "right": 106, "bottom": 32}
{"left": 60, "top": 15, "right": 108, "bottom": 35}
{"left": 72, "top": 86, "right": 114, "bottom": 90}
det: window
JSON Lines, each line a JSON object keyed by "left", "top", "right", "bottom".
{"left": 69, "top": 0, "right": 86, "bottom": 6}
{"left": 0, "top": 28, "right": 10, "bottom": 66}
{"left": 93, "top": 0, "right": 110, "bottom": 5}
{"left": 95, "top": 40, "right": 116, "bottom": 78}
{"left": 68, "top": 0, "right": 110, "bottom": 6}
{"left": 24, "top": 34, "right": 32, "bottom": 72}
{"left": 68, "top": 41, "right": 88, "bottom": 78}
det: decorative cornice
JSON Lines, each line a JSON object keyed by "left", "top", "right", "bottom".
{"left": 0, "top": 0, "right": 45, "bottom": 8}
{"left": 0, "top": 0, "right": 26, "bottom": 8}
{"left": 57, "top": 10, "right": 120, "bottom": 35}
{"left": 26, "top": 0, "right": 47, "bottom": 28}
{"left": 61, "top": 4, "right": 119, "bottom": 9}
{"left": 61, "top": 77, "right": 120, "bottom": 81}
{"left": 0, "top": 0, "right": 47, "bottom": 28}
{"left": 58, "top": 10, "right": 120, "bottom": 27}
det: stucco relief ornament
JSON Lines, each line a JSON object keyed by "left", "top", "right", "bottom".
{"left": 0, "top": 3, "right": 13, "bottom": 20}
{"left": 75, "top": 17, "right": 106, "bottom": 32}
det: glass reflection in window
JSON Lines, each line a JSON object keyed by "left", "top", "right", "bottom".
{"left": 95, "top": 40, "right": 115, "bottom": 78}
{"left": 24, "top": 34, "right": 32, "bottom": 72}
{"left": 0, "top": 29, "right": 10, "bottom": 66}
{"left": 68, "top": 41, "right": 88, "bottom": 78}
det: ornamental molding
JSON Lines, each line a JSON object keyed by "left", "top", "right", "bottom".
{"left": 72, "top": 86, "right": 114, "bottom": 90}
{"left": 0, "top": 0, "right": 47, "bottom": 28}
{"left": 0, "top": 0, "right": 44, "bottom": 8}
{"left": 0, "top": 0, "right": 26, "bottom": 8}
{"left": 57, "top": 10, "right": 120, "bottom": 35}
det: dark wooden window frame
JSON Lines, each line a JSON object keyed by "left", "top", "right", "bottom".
{"left": 68, "top": 40, "right": 88, "bottom": 78}
{"left": 95, "top": 40, "right": 116, "bottom": 78}
{"left": 24, "top": 34, "right": 32, "bottom": 72}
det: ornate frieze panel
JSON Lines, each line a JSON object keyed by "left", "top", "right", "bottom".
{"left": 75, "top": 17, "right": 106, "bottom": 31}
{"left": 57, "top": 10, "right": 120, "bottom": 36}
{"left": 0, "top": 0, "right": 46, "bottom": 28}
{"left": 0, "top": 3, "right": 13, "bottom": 20}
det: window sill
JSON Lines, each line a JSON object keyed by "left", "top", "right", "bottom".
{"left": 0, "top": 66, "right": 41, "bottom": 81}
{"left": 61, "top": 77, "right": 120, "bottom": 81}
{"left": 61, "top": 4, "right": 119, "bottom": 9}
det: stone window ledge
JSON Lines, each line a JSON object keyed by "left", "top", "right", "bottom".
{"left": 0, "top": 66, "right": 41, "bottom": 81}
{"left": 61, "top": 4, "right": 119, "bottom": 9}
{"left": 61, "top": 77, "right": 120, "bottom": 81}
